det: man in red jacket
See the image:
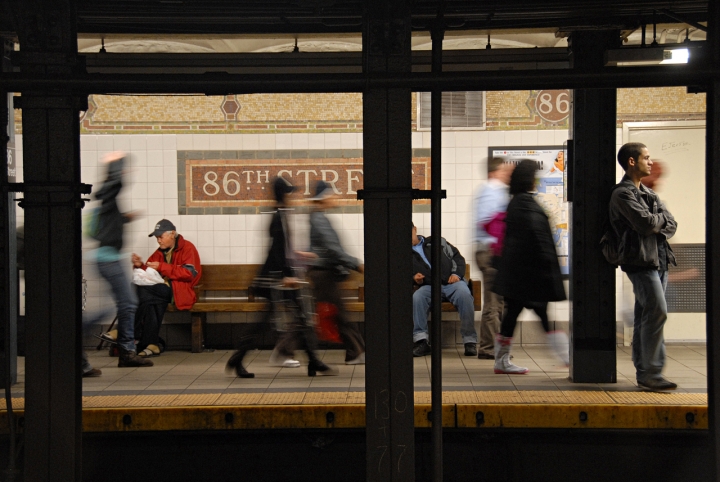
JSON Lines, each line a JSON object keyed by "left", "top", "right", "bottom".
{"left": 131, "top": 219, "right": 202, "bottom": 357}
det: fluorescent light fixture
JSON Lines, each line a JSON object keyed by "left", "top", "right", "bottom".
{"left": 661, "top": 48, "right": 689, "bottom": 64}
{"left": 605, "top": 47, "right": 690, "bottom": 67}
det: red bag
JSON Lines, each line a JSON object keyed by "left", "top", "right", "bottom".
{"left": 315, "top": 302, "right": 342, "bottom": 343}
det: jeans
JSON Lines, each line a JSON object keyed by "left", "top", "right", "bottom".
{"left": 626, "top": 269, "right": 668, "bottom": 383}
{"left": 413, "top": 282, "right": 478, "bottom": 344}
{"left": 97, "top": 260, "right": 138, "bottom": 353}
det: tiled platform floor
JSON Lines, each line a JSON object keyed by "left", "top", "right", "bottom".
{"left": 3, "top": 344, "right": 707, "bottom": 407}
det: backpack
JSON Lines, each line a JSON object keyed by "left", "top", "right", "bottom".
{"left": 599, "top": 185, "right": 623, "bottom": 267}
{"left": 83, "top": 207, "right": 102, "bottom": 240}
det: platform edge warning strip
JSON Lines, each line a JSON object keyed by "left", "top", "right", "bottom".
{"left": 0, "top": 404, "right": 708, "bottom": 433}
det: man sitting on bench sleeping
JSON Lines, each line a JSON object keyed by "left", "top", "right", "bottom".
{"left": 411, "top": 222, "right": 478, "bottom": 358}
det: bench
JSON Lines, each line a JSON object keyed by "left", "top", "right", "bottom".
{"left": 172, "top": 264, "right": 482, "bottom": 353}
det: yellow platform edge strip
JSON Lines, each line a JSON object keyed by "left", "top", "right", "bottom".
{"left": 0, "top": 404, "right": 707, "bottom": 432}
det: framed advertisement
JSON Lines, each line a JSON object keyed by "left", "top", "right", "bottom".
{"left": 488, "top": 146, "right": 569, "bottom": 276}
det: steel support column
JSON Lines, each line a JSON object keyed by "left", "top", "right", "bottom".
{"left": 1, "top": 38, "right": 18, "bottom": 390}
{"left": 429, "top": 25, "right": 444, "bottom": 482}
{"left": 11, "top": 1, "right": 87, "bottom": 480}
{"left": 706, "top": 2, "right": 720, "bottom": 480}
{"left": 362, "top": 1, "right": 415, "bottom": 481}
{"left": 568, "top": 31, "right": 619, "bottom": 383}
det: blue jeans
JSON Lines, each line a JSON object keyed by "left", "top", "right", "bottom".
{"left": 626, "top": 269, "right": 668, "bottom": 383}
{"left": 413, "top": 282, "right": 478, "bottom": 344}
{"left": 97, "top": 260, "right": 138, "bottom": 353}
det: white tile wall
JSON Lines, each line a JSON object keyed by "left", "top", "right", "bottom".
{"left": 18, "top": 130, "right": 580, "bottom": 323}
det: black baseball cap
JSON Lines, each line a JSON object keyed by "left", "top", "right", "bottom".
{"left": 149, "top": 219, "right": 176, "bottom": 237}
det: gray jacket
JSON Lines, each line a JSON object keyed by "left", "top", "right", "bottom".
{"left": 608, "top": 175, "right": 677, "bottom": 271}
{"left": 309, "top": 210, "right": 360, "bottom": 272}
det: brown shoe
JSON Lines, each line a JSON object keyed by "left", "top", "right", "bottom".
{"left": 477, "top": 352, "right": 495, "bottom": 360}
{"left": 118, "top": 349, "right": 154, "bottom": 367}
{"left": 82, "top": 368, "right": 102, "bottom": 377}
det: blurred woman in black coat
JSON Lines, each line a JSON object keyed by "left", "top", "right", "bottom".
{"left": 492, "top": 159, "right": 568, "bottom": 374}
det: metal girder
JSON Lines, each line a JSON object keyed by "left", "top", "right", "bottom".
{"left": 0, "top": 64, "right": 718, "bottom": 95}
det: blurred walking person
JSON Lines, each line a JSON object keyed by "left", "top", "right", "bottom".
{"left": 225, "top": 176, "right": 338, "bottom": 378}
{"left": 91, "top": 152, "right": 153, "bottom": 368}
{"left": 492, "top": 160, "right": 568, "bottom": 374}
{"left": 307, "top": 181, "right": 365, "bottom": 365}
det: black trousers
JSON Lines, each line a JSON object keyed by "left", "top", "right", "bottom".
{"left": 134, "top": 283, "right": 173, "bottom": 352}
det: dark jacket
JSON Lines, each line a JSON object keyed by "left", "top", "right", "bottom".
{"left": 609, "top": 175, "right": 677, "bottom": 271}
{"left": 94, "top": 158, "right": 130, "bottom": 251}
{"left": 142, "top": 235, "right": 202, "bottom": 310}
{"left": 309, "top": 210, "right": 360, "bottom": 273}
{"left": 260, "top": 208, "right": 294, "bottom": 279}
{"left": 493, "top": 192, "right": 566, "bottom": 302}
{"left": 412, "top": 235, "right": 467, "bottom": 286}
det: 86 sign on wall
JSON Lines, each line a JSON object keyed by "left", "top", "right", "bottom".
{"left": 534, "top": 90, "right": 570, "bottom": 123}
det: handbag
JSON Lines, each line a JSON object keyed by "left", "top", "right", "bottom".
{"left": 315, "top": 302, "right": 342, "bottom": 343}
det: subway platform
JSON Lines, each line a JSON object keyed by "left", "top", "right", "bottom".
{"left": 1, "top": 343, "right": 707, "bottom": 431}
{"left": 1, "top": 344, "right": 710, "bottom": 482}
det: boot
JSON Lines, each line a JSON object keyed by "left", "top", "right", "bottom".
{"left": 307, "top": 351, "right": 338, "bottom": 377}
{"left": 547, "top": 331, "right": 570, "bottom": 366}
{"left": 118, "top": 347, "right": 154, "bottom": 368}
{"left": 225, "top": 348, "right": 254, "bottom": 378}
{"left": 493, "top": 334, "right": 528, "bottom": 374}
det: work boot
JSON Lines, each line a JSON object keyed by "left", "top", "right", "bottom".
{"left": 118, "top": 348, "right": 154, "bottom": 367}
{"left": 493, "top": 334, "right": 528, "bottom": 374}
{"left": 547, "top": 330, "right": 570, "bottom": 366}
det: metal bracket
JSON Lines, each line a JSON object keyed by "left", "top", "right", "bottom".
{"left": 356, "top": 188, "right": 446, "bottom": 200}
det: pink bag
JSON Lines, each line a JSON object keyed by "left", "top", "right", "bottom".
{"left": 483, "top": 212, "right": 506, "bottom": 257}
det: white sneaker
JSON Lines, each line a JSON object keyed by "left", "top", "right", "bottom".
{"left": 493, "top": 354, "right": 529, "bottom": 375}
{"left": 346, "top": 353, "right": 365, "bottom": 365}
{"left": 269, "top": 348, "right": 300, "bottom": 368}
{"left": 281, "top": 359, "right": 300, "bottom": 368}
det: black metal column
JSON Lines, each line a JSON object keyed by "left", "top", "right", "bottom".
{"left": 11, "top": 2, "right": 87, "bottom": 480}
{"left": 429, "top": 25, "right": 444, "bottom": 482}
{"left": 362, "top": 2, "right": 414, "bottom": 481}
{"left": 1, "top": 38, "right": 18, "bottom": 390}
{"left": 706, "top": 2, "right": 720, "bottom": 480}
{"left": 568, "top": 31, "right": 619, "bottom": 383}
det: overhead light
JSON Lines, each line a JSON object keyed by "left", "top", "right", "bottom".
{"left": 605, "top": 47, "right": 690, "bottom": 67}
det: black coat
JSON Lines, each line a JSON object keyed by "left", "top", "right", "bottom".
{"left": 493, "top": 192, "right": 566, "bottom": 302}
{"left": 94, "top": 158, "right": 130, "bottom": 251}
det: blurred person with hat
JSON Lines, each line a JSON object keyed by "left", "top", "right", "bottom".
{"left": 307, "top": 180, "right": 365, "bottom": 365}
{"left": 225, "top": 176, "right": 338, "bottom": 378}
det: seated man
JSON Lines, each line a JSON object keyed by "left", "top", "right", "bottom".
{"left": 130, "top": 219, "right": 201, "bottom": 357}
{"left": 412, "top": 222, "right": 477, "bottom": 357}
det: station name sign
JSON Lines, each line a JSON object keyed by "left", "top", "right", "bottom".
{"left": 186, "top": 158, "right": 430, "bottom": 207}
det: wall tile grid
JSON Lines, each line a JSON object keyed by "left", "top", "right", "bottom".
{"left": 11, "top": 87, "right": 707, "bottom": 345}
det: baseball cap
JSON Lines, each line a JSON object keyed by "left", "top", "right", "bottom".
{"left": 310, "top": 180, "right": 334, "bottom": 201}
{"left": 149, "top": 219, "right": 176, "bottom": 237}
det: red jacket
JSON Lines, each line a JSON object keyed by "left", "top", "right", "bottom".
{"left": 142, "top": 235, "right": 202, "bottom": 310}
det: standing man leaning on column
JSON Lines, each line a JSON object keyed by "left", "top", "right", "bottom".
{"left": 609, "top": 143, "right": 677, "bottom": 391}
{"left": 473, "top": 157, "right": 512, "bottom": 359}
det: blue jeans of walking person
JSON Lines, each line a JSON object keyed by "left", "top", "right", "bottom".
{"left": 97, "top": 259, "right": 138, "bottom": 353}
{"left": 413, "top": 282, "right": 478, "bottom": 344}
{"left": 626, "top": 269, "right": 668, "bottom": 384}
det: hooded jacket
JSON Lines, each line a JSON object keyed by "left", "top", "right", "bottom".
{"left": 94, "top": 157, "right": 130, "bottom": 251}
{"left": 608, "top": 175, "right": 677, "bottom": 271}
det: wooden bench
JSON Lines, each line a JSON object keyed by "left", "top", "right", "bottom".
{"left": 173, "top": 264, "right": 481, "bottom": 353}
